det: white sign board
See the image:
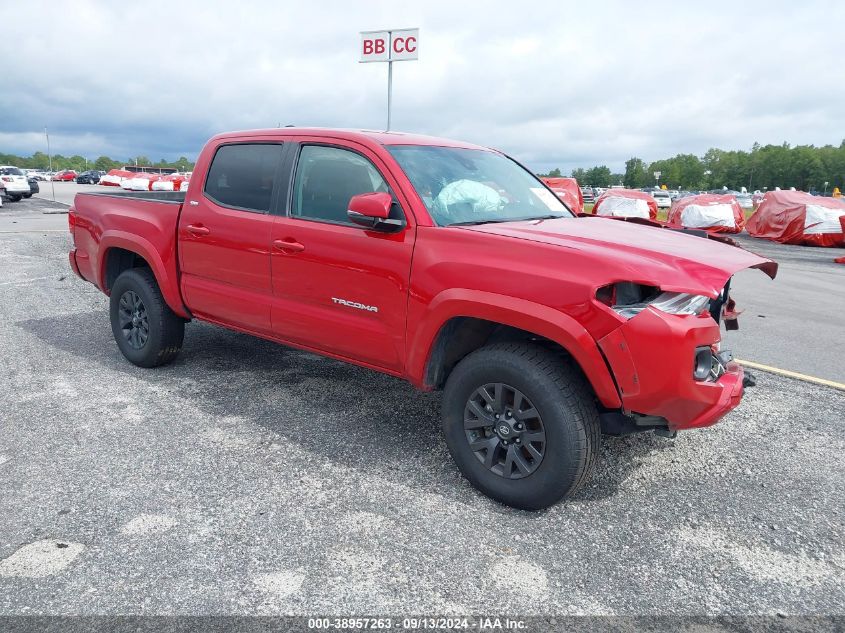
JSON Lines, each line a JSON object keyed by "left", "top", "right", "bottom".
{"left": 360, "top": 28, "right": 419, "bottom": 63}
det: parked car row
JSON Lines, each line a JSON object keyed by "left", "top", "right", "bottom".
{"left": 24, "top": 169, "right": 109, "bottom": 184}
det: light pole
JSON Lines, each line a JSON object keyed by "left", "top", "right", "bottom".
{"left": 653, "top": 171, "right": 661, "bottom": 188}
{"left": 823, "top": 181, "right": 829, "bottom": 196}
{"left": 45, "top": 127, "right": 56, "bottom": 202}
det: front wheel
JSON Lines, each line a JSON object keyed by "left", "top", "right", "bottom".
{"left": 109, "top": 268, "right": 184, "bottom": 368}
{"left": 442, "top": 343, "right": 600, "bottom": 510}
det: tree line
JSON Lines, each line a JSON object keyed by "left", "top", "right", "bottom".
{"left": 0, "top": 152, "right": 195, "bottom": 173}
{"left": 541, "top": 141, "right": 845, "bottom": 192}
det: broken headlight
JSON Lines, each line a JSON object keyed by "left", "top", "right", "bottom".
{"left": 597, "top": 282, "right": 711, "bottom": 320}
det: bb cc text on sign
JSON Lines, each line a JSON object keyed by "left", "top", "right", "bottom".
{"left": 360, "top": 29, "right": 419, "bottom": 62}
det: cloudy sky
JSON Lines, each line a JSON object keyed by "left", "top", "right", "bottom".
{"left": 3, "top": 0, "right": 844, "bottom": 173}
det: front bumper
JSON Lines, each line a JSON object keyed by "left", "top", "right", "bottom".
{"left": 598, "top": 307, "right": 744, "bottom": 430}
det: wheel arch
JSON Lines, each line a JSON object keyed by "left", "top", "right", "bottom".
{"left": 98, "top": 231, "right": 190, "bottom": 318}
{"left": 408, "top": 289, "right": 622, "bottom": 408}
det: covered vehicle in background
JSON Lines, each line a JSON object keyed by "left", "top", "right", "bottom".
{"left": 838, "top": 218, "right": 845, "bottom": 263}
{"left": 151, "top": 173, "right": 191, "bottom": 192}
{"left": 667, "top": 194, "right": 745, "bottom": 233}
{"left": 122, "top": 173, "right": 163, "bottom": 191}
{"left": 746, "top": 190, "right": 845, "bottom": 246}
{"left": 541, "top": 177, "right": 583, "bottom": 213}
{"left": 592, "top": 188, "right": 658, "bottom": 220}
{"left": 99, "top": 169, "right": 136, "bottom": 187}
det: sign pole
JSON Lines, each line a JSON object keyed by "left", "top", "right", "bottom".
{"left": 387, "top": 58, "right": 393, "bottom": 131}
{"left": 359, "top": 28, "right": 418, "bottom": 132}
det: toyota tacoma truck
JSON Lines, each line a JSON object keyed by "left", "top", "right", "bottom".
{"left": 68, "top": 128, "right": 777, "bottom": 510}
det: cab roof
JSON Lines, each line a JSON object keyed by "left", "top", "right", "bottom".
{"left": 209, "top": 128, "right": 494, "bottom": 152}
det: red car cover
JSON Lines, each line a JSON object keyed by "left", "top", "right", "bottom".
{"left": 667, "top": 194, "right": 745, "bottom": 233}
{"left": 152, "top": 174, "right": 190, "bottom": 191}
{"left": 746, "top": 190, "right": 845, "bottom": 247}
{"left": 837, "top": 217, "right": 845, "bottom": 263}
{"left": 541, "top": 177, "right": 584, "bottom": 214}
{"left": 592, "top": 188, "right": 658, "bottom": 220}
{"left": 99, "top": 169, "right": 135, "bottom": 186}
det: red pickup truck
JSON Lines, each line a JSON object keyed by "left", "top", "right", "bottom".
{"left": 68, "top": 128, "right": 777, "bottom": 509}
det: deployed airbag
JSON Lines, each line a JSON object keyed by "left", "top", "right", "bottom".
{"left": 435, "top": 179, "right": 503, "bottom": 214}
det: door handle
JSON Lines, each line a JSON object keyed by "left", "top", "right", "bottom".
{"left": 273, "top": 239, "right": 305, "bottom": 253}
{"left": 186, "top": 224, "right": 210, "bottom": 236}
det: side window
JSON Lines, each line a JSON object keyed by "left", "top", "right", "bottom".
{"left": 292, "top": 145, "right": 390, "bottom": 224}
{"left": 204, "top": 143, "right": 283, "bottom": 213}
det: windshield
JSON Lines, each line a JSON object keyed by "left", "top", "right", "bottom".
{"left": 387, "top": 145, "right": 572, "bottom": 226}
{"left": 1, "top": 167, "right": 24, "bottom": 176}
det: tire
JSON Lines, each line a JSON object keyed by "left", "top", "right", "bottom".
{"left": 9, "top": 195, "right": 21, "bottom": 202}
{"left": 23, "top": 193, "right": 32, "bottom": 198}
{"left": 109, "top": 268, "right": 184, "bottom": 368}
{"left": 442, "top": 342, "right": 600, "bottom": 510}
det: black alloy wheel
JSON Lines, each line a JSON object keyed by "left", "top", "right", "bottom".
{"left": 109, "top": 268, "right": 184, "bottom": 367}
{"left": 118, "top": 290, "right": 149, "bottom": 350}
{"left": 464, "top": 382, "right": 546, "bottom": 479}
{"left": 441, "top": 342, "right": 601, "bottom": 510}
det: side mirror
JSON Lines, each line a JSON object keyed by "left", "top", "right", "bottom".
{"left": 347, "top": 192, "right": 405, "bottom": 232}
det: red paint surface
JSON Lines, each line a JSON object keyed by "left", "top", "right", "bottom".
{"left": 68, "top": 128, "right": 778, "bottom": 430}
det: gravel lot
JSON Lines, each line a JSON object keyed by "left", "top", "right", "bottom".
{"left": 0, "top": 198, "right": 843, "bottom": 619}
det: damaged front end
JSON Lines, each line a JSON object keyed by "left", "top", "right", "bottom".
{"left": 593, "top": 261, "right": 776, "bottom": 436}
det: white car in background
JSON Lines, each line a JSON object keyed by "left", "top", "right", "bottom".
{"left": 735, "top": 193, "right": 753, "bottom": 209}
{"left": 651, "top": 189, "right": 672, "bottom": 208}
{"left": 0, "top": 166, "right": 32, "bottom": 201}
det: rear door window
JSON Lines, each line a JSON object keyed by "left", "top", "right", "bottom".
{"left": 204, "top": 144, "right": 284, "bottom": 213}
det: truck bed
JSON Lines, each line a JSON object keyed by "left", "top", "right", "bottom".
{"left": 79, "top": 189, "right": 186, "bottom": 203}
{"left": 70, "top": 189, "right": 189, "bottom": 317}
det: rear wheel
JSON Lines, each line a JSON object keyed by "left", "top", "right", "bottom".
{"left": 442, "top": 342, "right": 600, "bottom": 510}
{"left": 109, "top": 268, "right": 184, "bottom": 368}
{"left": 8, "top": 195, "right": 21, "bottom": 202}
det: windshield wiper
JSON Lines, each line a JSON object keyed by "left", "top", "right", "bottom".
{"left": 448, "top": 214, "right": 566, "bottom": 227}
{"left": 448, "top": 218, "right": 520, "bottom": 226}
{"left": 522, "top": 214, "right": 566, "bottom": 221}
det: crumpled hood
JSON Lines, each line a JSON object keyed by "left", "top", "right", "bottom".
{"left": 462, "top": 216, "right": 777, "bottom": 297}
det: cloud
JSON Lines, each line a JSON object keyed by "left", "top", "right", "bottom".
{"left": 2, "top": 0, "right": 843, "bottom": 173}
